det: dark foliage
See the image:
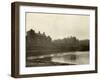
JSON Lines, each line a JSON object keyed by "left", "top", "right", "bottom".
{"left": 26, "top": 29, "right": 89, "bottom": 56}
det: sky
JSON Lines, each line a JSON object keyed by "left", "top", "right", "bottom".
{"left": 26, "top": 12, "right": 89, "bottom": 40}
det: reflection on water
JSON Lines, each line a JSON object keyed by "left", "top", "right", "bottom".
{"left": 51, "top": 51, "right": 89, "bottom": 65}
{"left": 26, "top": 51, "right": 89, "bottom": 67}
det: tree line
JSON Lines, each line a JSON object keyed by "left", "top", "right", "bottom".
{"left": 26, "top": 29, "right": 89, "bottom": 56}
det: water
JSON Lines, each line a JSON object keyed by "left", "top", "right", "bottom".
{"left": 51, "top": 51, "right": 89, "bottom": 65}
{"left": 27, "top": 51, "right": 89, "bottom": 67}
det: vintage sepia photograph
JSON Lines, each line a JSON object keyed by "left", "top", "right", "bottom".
{"left": 11, "top": 2, "right": 97, "bottom": 77}
{"left": 26, "top": 13, "right": 89, "bottom": 67}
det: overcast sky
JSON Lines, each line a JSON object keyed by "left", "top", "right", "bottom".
{"left": 26, "top": 13, "right": 89, "bottom": 40}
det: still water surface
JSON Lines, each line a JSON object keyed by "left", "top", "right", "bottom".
{"left": 27, "top": 51, "right": 89, "bottom": 66}
{"left": 51, "top": 51, "right": 89, "bottom": 65}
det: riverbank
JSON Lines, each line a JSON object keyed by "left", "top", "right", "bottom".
{"left": 26, "top": 51, "right": 89, "bottom": 67}
{"left": 26, "top": 60, "right": 75, "bottom": 67}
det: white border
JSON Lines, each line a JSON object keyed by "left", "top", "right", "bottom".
{"left": 19, "top": 6, "right": 95, "bottom": 74}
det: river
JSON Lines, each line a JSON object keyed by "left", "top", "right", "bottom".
{"left": 51, "top": 51, "right": 89, "bottom": 65}
{"left": 27, "top": 51, "right": 89, "bottom": 67}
